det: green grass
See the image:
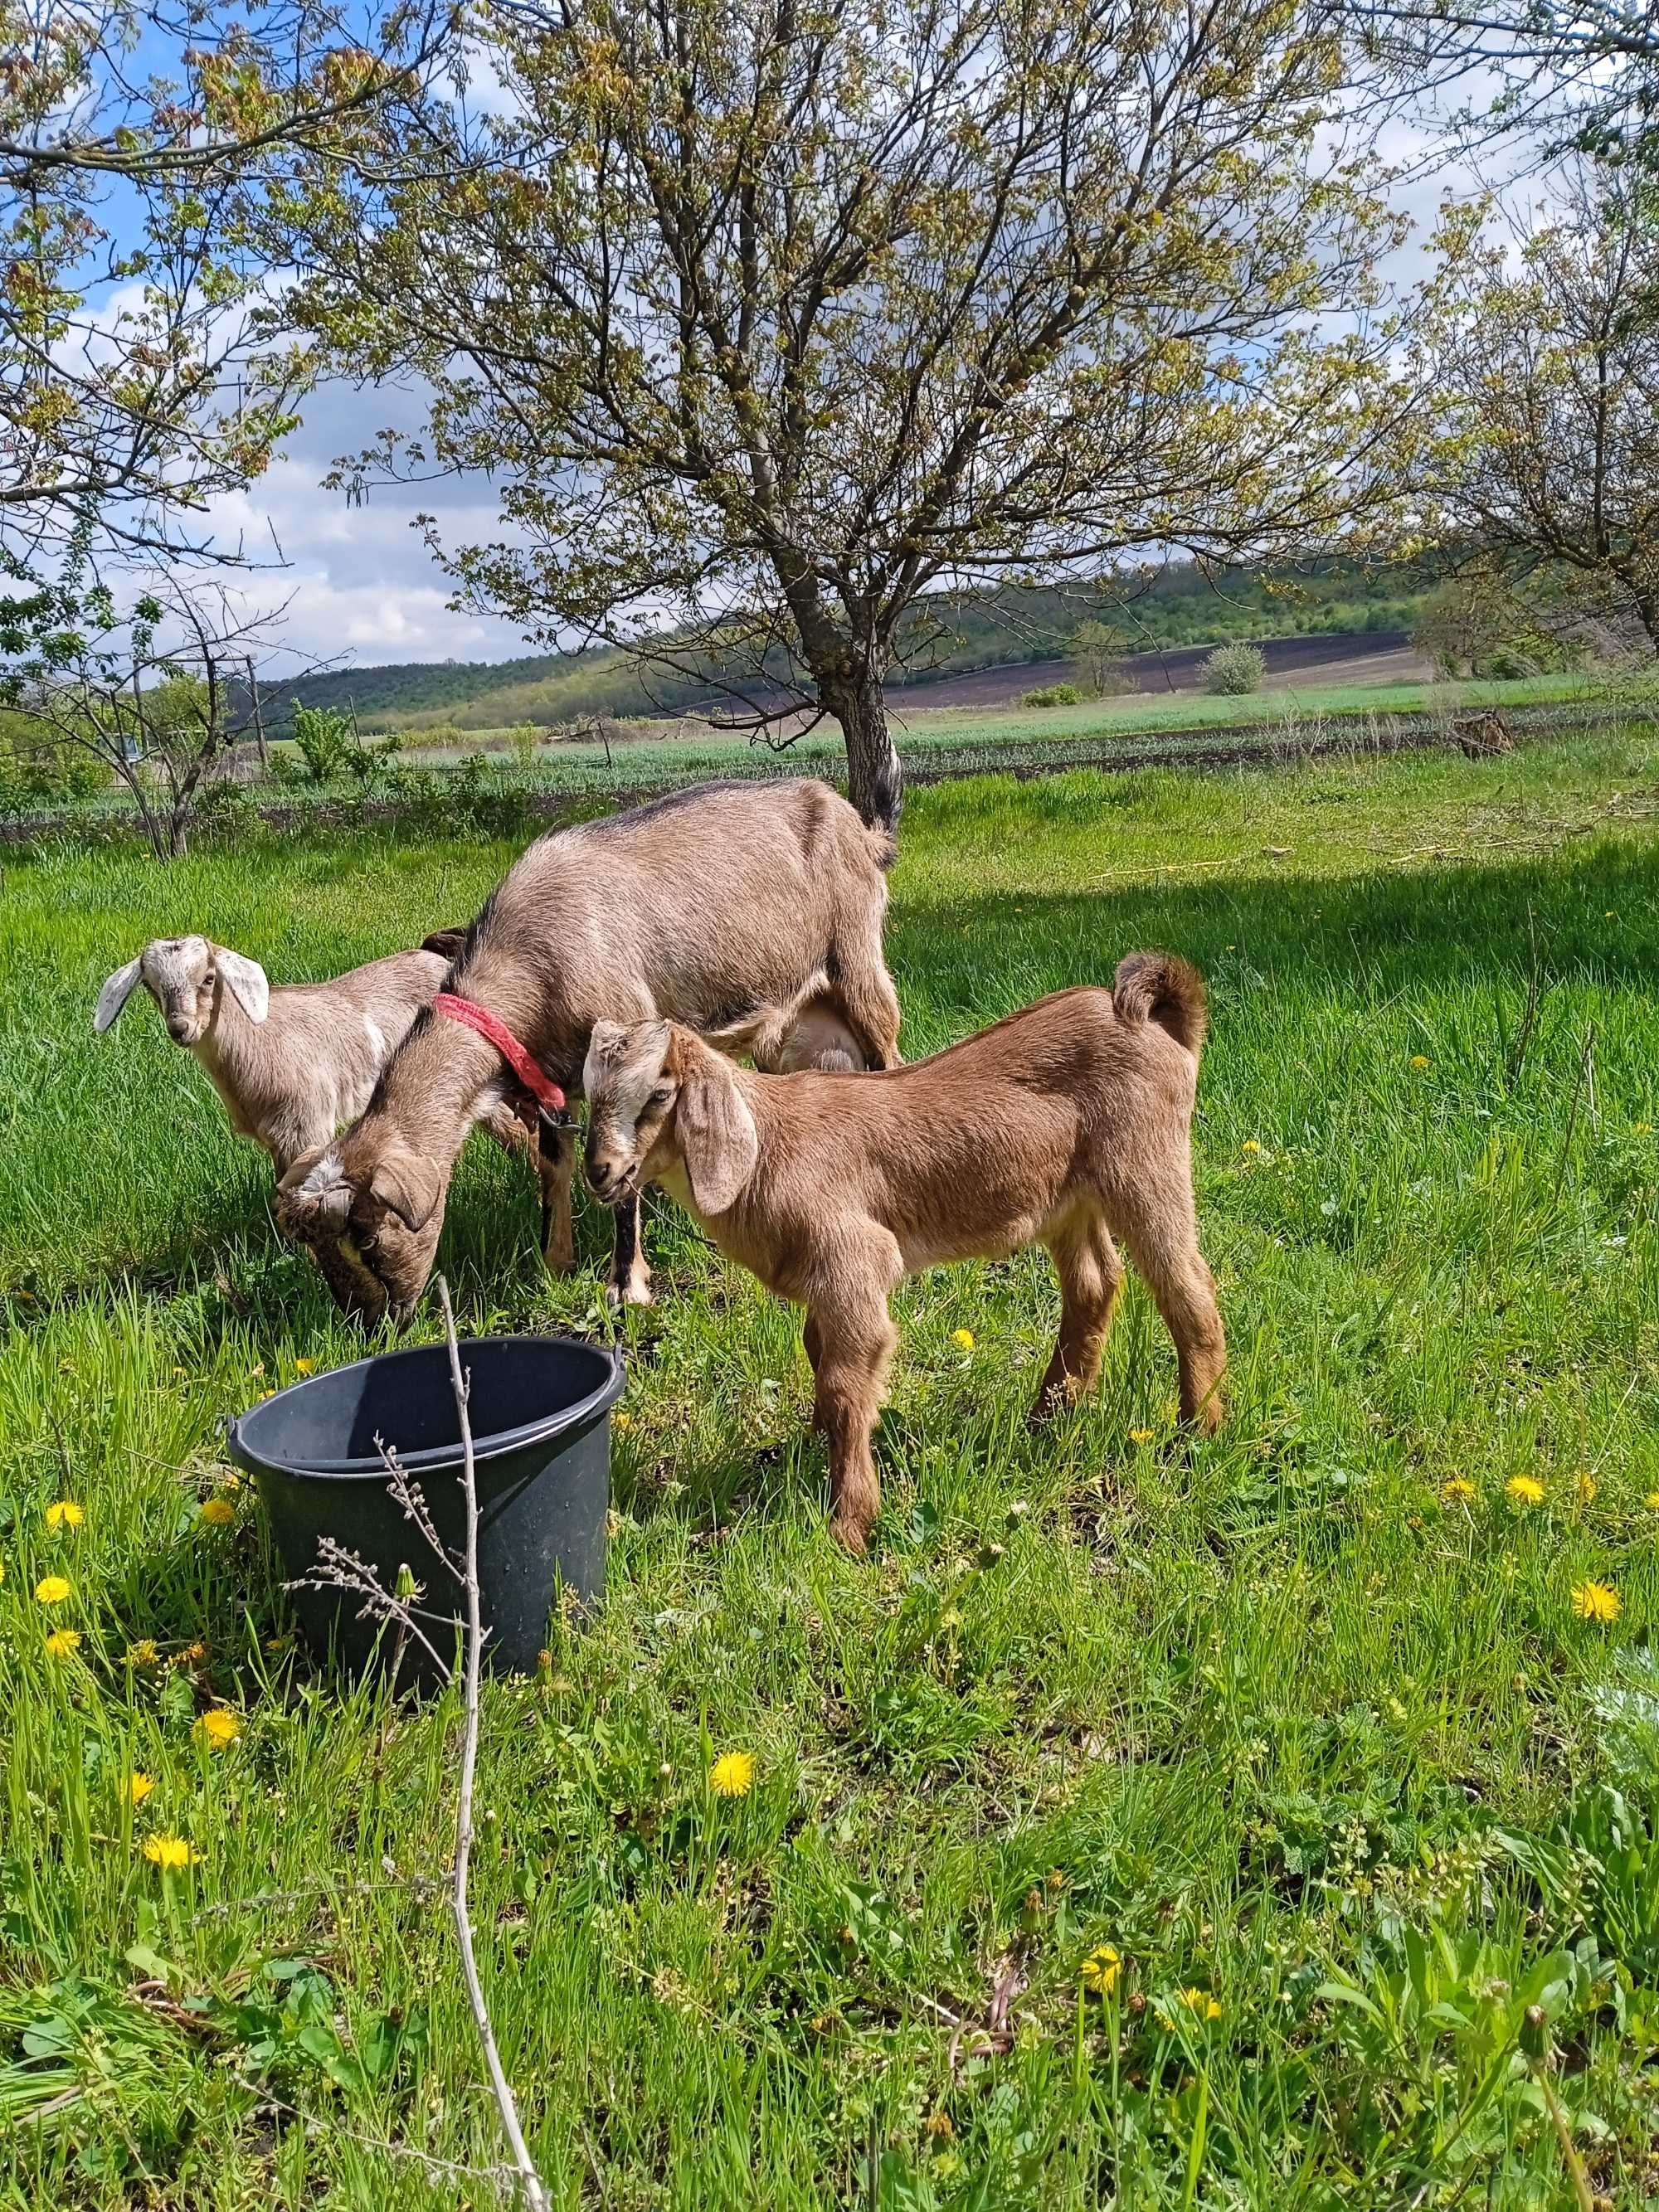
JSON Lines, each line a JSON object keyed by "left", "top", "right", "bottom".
{"left": 2, "top": 732, "right": 1659, "bottom": 2206}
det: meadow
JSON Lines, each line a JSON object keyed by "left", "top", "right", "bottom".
{"left": 2, "top": 731, "right": 1658, "bottom": 2207}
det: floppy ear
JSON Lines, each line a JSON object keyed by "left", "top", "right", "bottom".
{"left": 93, "top": 957, "right": 144, "bottom": 1033}
{"left": 421, "top": 927, "right": 468, "bottom": 961}
{"left": 674, "top": 1047, "right": 758, "bottom": 1217}
{"left": 214, "top": 947, "right": 270, "bottom": 1023}
{"left": 275, "top": 1144, "right": 352, "bottom": 1235}
{"left": 367, "top": 1145, "right": 444, "bottom": 1233}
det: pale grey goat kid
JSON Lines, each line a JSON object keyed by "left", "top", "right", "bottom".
{"left": 92, "top": 931, "right": 494, "bottom": 1175}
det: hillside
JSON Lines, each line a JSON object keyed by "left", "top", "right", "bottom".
{"left": 270, "top": 557, "right": 1433, "bottom": 733}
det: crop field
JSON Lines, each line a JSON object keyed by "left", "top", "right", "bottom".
{"left": 2, "top": 732, "right": 1659, "bottom": 2205}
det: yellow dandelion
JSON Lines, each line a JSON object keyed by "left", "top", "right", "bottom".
{"left": 293, "top": 1358, "right": 315, "bottom": 1376}
{"left": 127, "top": 1772, "right": 155, "bottom": 1807}
{"left": 613, "top": 1409, "right": 632, "bottom": 1432}
{"left": 1506, "top": 1475, "right": 1545, "bottom": 1508}
{"left": 1409, "top": 1054, "right": 1430, "bottom": 1070}
{"left": 217, "top": 1473, "right": 241, "bottom": 1493}
{"left": 1179, "top": 1987, "right": 1222, "bottom": 2020}
{"left": 1079, "top": 1945, "right": 1121, "bottom": 1993}
{"left": 1240, "top": 1139, "right": 1261, "bottom": 1155}
{"left": 1636, "top": 1122, "right": 1654, "bottom": 1137}
{"left": 1574, "top": 1471, "right": 1598, "bottom": 1506}
{"left": 44, "top": 1500, "right": 85, "bottom": 1530}
{"left": 0, "top": 1556, "right": 6, "bottom": 1582}
{"left": 45, "top": 1628, "right": 81, "bottom": 1657}
{"left": 34, "top": 1575, "right": 71, "bottom": 1605}
{"left": 1645, "top": 1494, "right": 1659, "bottom": 1513}
{"left": 1443, "top": 1477, "right": 1476, "bottom": 1502}
{"left": 709, "top": 1750, "right": 756, "bottom": 1798}
{"left": 951, "top": 1328, "right": 975, "bottom": 1352}
{"left": 178, "top": 1640, "right": 207, "bottom": 1665}
{"left": 1128, "top": 1428, "right": 1155, "bottom": 1446}
{"left": 143, "top": 1834, "right": 197, "bottom": 1871}
{"left": 1571, "top": 1579, "right": 1621, "bottom": 1625}
{"left": 195, "top": 1708, "right": 241, "bottom": 1749}
{"left": 127, "top": 1638, "right": 159, "bottom": 1668}
{"left": 198, "top": 1497, "right": 236, "bottom": 1528}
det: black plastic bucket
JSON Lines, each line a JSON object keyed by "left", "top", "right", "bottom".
{"left": 228, "top": 1335, "right": 623, "bottom": 1685}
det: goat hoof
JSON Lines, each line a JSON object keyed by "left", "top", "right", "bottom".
{"left": 606, "top": 1276, "right": 654, "bottom": 1311}
{"left": 830, "top": 1514, "right": 871, "bottom": 1555}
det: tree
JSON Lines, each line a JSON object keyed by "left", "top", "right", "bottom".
{"left": 287, "top": 0, "right": 1408, "bottom": 826}
{"left": 1, "top": 0, "right": 455, "bottom": 613}
{"left": 1332, "top": 0, "right": 1659, "bottom": 177}
{"left": 1415, "top": 167, "right": 1659, "bottom": 652}
{"left": 5, "top": 578, "right": 295, "bottom": 855}
{"left": 1072, "top": 617, "right": 1131, "bottom": 698}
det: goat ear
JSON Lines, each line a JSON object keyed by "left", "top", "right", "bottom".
{"left": 674, "top": 1048, "right": 757, "bottom": 1217}
{"left": 275, "top": 1145, "right": 352, "bottom": 1234}
{"left": 421, "top": 927, "right": 468, "bottom": 961}
{"left": 214, "top": 948, "right": 270, "bottom": 1023}
{"left": 368, "top": 1146, "right": 443, "bottom": 1233}
{"left": 94, "top": 958, "right": 144, "bottom": 1033}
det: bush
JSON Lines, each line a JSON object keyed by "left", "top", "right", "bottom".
{"left": 289, "top": 702, "right": 354, "bottom": 783}
{"left": 1202, "top": 643, "right": 1266, "bottom": 695}
{"left": 1022, "top": 683, "right": 1084, "bottom": 707}
{"left": 0, "top": 711, "right": 112, "bottom": 804}
{"left": 507, "top": 722, "right": 540, "bottom": 766}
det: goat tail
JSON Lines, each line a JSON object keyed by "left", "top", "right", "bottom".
{"left": 865, "top": 819, "right": 898, "bottom": 873}
{"left": 1112, "top": 950, "right": 1207, "bottom": 1058}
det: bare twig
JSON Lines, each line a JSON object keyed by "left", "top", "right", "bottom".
{"left": 435, "top": 1275, "right": 550, "bottom": 2212}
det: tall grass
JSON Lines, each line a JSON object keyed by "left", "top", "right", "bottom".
{"left": 2, "top": 732, "right": 1657, "bottom": 2205}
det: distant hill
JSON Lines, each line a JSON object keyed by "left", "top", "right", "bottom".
{"left": 266, "top": 557, "right": 1433, "bottom": 735}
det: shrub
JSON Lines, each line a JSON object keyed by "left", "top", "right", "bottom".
{"left": 289, "top": 702, "right": 354, "bottom": 783}
{"left": 1202, "top": 643, "right": 1266, "bottom": 695}
{"left": 508, "top": 722, "right": 540, "bottom": 766}
{"left": 1022, "top": 682, "right": 1083, "bottom": 707}
{"left": 0, "top": 711, "right": 112, "bottom": 804}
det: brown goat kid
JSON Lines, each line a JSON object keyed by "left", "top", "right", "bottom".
{"left": 278, "top": 780, "right": 902, "bottom": 1325}
{"left": 583, "top": 955, "right": 1226, "bottom": 1552}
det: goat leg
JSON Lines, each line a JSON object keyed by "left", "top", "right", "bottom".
{"left": 606, "top": 1193, "right": 653, "bottom": 1308}
{"left": 805, "top": 1288, "right": 898, "bottom": 1553}
{"left": 535, "top": 1117, "right": 577, "bottom": 1275}
{"left": 1032, "top": 1213, "right": 1124, "bottom": 1424}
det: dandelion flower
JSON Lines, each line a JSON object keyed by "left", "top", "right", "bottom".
{"left": 1179, "top": 1987, "right": 1222, "bottom": 2019}
{"left": 198, "top": 1497, "right": 236, "bottom": 1528}
{"left": 709, "top": 1750, "right": 756, "bottom": 1797}
{"left": 127, "top": 1638, "right": 158, "bottom": 1668}
{"left": 1443, "top": 1477, "right": 1476, "bottom": 1502}
{"left": 1646, "top": 1494, "right": 1659, "bottom": 1513}
{"left": 1571, "top": 1580, "right": 1621, "bottom": 1624}
{"left": 45, "top": 1500, "right": 85, "bottom": 1530}
{"left": 34, "top": 1575, "right": 71, "bottom": 1605}
{"left": 1506, "top": 1475, "right": 1545, "bottom": 1508}
{"left": 1240, "top": 1139, "right": 1261, "bottom": 1155}
{"left": 1409, "top": 1054, "right": 1430, "bottom": 1070}
{"left": 1128, "top": 1428, "right": 1155, "bottom": 1446}
{"left": 1079, "top": 1945, "right": 1121, "bottom": 1993}
{"left": 613, "top": 1409, "right": 632, "bottom": 1432}
{"left": 45, "top": 1628, "right": 81, "bottom": 1657}
{"left": 293, "top": 1358, "right": 315, "bottom": 1376}
{"left": 1574, "top": 1471, "right": 1598, "bottom": 1506}
{"left": 127, "top": 1772, "right": 155, "bottom": 1806}
{"left": 178, "top": 1641, "right": 207, "bottom": 1665}
{"left": 951, "top": 1328, "right": 975, "bottom": 1351}
{"left": 143, "top": 1834, "right": 197, "bottom": 1871}
{"left": 196, "top": 1708, "right": 241, "bottom": 1749}
{"left": 1636, "top": 1123, "right": 1654, "bottom": 1138}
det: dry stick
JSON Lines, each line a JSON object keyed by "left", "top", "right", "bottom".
{"left": 434, "top": 1276, "right": 551, "bottom": 2212}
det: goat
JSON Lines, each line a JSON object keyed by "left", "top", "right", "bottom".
{"left": 276, "top": 778, "right": 902, "bottom": 1325}
{"left": 94, "top": 934, "right": 560, "bottom": 1305}
{"left": 581, "top": 953, "right": 1226, "bottom": 1552}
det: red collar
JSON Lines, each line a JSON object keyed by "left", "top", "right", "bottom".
{"left": 432, "top": 993, "right": 567, "bottom": 1114}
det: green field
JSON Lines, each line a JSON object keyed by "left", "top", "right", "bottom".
{"left": 3, "top": 733, "right": 1659, "bottom": 2205}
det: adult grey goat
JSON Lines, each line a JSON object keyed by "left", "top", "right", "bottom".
{"left": 276, "top": 780, "right": 902, "bottom": 1324}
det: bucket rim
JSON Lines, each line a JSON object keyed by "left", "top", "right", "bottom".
{"left": 227, "top": 1333, "right": 625, "bottom": 1480}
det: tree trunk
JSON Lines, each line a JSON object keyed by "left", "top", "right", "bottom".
{"left": 820, "top": 660, "right": 902, "bottom": 832}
